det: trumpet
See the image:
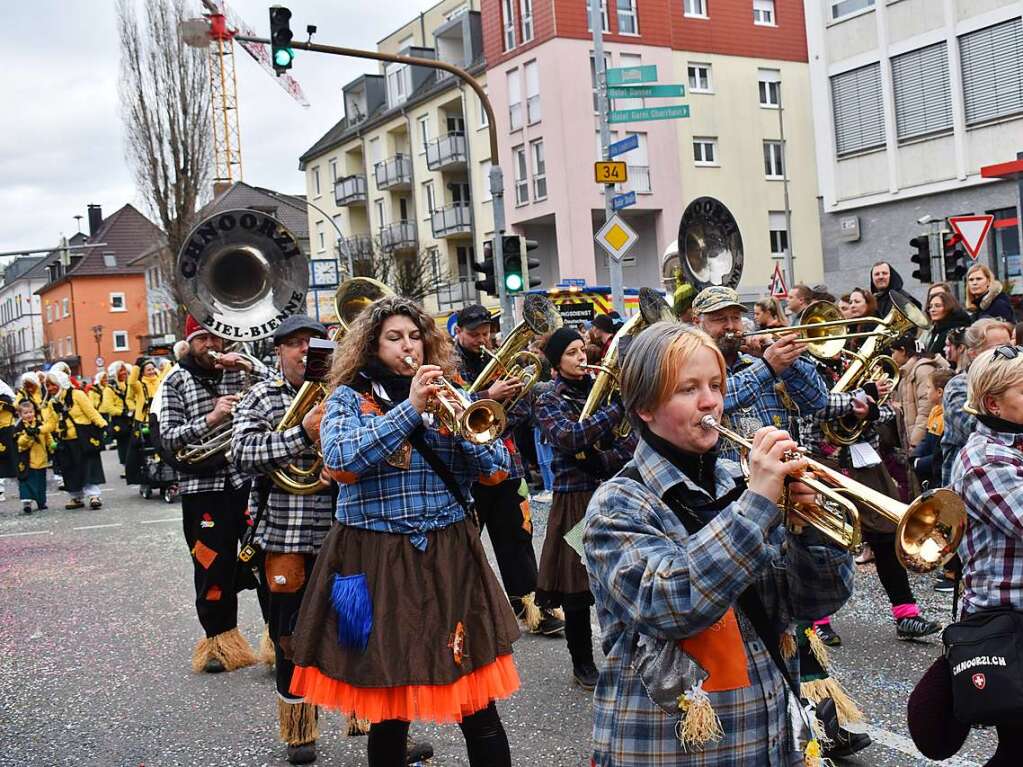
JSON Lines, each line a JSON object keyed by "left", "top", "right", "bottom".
{"left": 403, "top": 357, "right": 507, "bottom": 444}
{"left": 700, "top": 414, "right": 966, "bottom": 573}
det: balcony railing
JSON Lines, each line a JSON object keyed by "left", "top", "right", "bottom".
{"left": 379, "top": 221, "right": 418, "bottom": 253}
{"left": 334, "top": 175, "right": 367, "bottom": 206}
{"left": 425, "top": 133, "right": 467, "bottom": 171}
{"left": 339, "top": 234, "right": 374, "bottom": 261}
{"left": 623, "top": 165, "right": 651, "bottom": 194}
{"left": 374, "top": 154, "right": 413, "bottom": 190}
{"left": 435, "top": 277, "right": 474, "bottom": 309}
{"left": 430, "top": 203, "right": 472, "bottom": 238}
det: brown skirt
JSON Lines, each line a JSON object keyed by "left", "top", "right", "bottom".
{"left": 849, "top": 464, "right": 899, "bottom": 534}
{"left": 289, "top": 520, "right": 520, "bottom": 712}
{"left": 536, "top": 490, "right": 594, "bottom": 609}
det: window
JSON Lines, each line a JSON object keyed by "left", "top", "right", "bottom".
{"left": 385, "top": 63, "right": 410, "bottom": 106}
{"left": 590, "top": 52, "right": 611, "bottom": 111}
{"left": 617, "top": 0, "right": 638, "bottom": 34}
{"left": 480, "top": 160, "right": 493, "bottom": 201}
{"left": 65, "top": 336, "right": 73, "bottom": 354}
{"left": 830, "top": 63, "right": 885, "bottom": 155}
{"left": 109, "top": 292, "right": 126, "bottom": 312}
{"left": 617, "top": 53, "right": 645, "bottom": 108}
{"left": 112, "top": 331, "right": 129, "bottom": 352}
{"left": 530, "top": 140, "right": 547, "bottom": 200}
{"left": 312, "top": 166, "right": 321, "bottom": 197}
{"left": 513, "top": 145, "right": 529, "bottom": 205}
{"left": 418, "top": 115, "right": 431, "bottom": 152}
{"left": 693, "top": 137, "right": 718, "bottom": 165}
{"left": 507, "top": 69, "right": 523, "bottom": 131}
{"left": 520, "top": 0, "right": 533, "bottom": 42}
{"left": 763, "top": 140, "right": 785, "bottom": 178}
{"left": 46, "top": 304, "right": 52, "bottom": 323}
{"left": 684, "top": 0, "right": 707, "bottom": 18}
{"left": 892, "top": 42, "right": 953, "bottom": 141}
{"left": 329, "top": 159, "right": 338, "bottom": 185}
{"left": 624, "top": 132, "right": 650, "bottom": 193}
{"left": 687, "top": 63, "right": 712, "bottom": 93}
{"left": 753, "top": 0, "right": 775, "bottom": 26}
{"left": 316, "top": 221, "right": 325, "bottom": 252}
{"left": 502, "top": 0, "right": 516, "bottom": 50}
{"left": 103, "top": 252, "right": 117, "bottom": 268}
{"left": 374, "top": 198, "right": 384, "bottom": 226}
{"left": 831, "top": 0, "right": 874, "bottom": 20}
{"left": 586, "top": 0, "right": 609, "bottom": 32}
{"left": 478, "top": 87, "right": 490, "bottom": 128}
{"left": 332, "top": 215, "right": 343, "bottom": 247}
{"left": 758, "top": 68, "right": 781, "bottom": 107}
{"left": 525, "top": 61, "right": 541, "bottom": 124}
{"left": 62, "top": 298, "right": 69, "bottom": 317}
{"left": 422, "top": 181, "right": 436, "bottom": 217}
{"left": 769, "top": 212, "right": 788, "bottom": 257}
{"left": 369, "top": 137, "right": 382, "bottom": 166}
{"left": 959, "top": 19, "right": 1023, "bottom": 126}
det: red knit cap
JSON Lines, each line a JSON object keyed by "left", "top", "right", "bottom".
{"left": 184, "top": 315, "right": 207, "bottom": 342}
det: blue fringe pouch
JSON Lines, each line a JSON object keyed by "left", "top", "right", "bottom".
{"left": 330, "top": 573, "right": 374, "bottom": 652}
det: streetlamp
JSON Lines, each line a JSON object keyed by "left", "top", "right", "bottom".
{"left": 91, "top": 324, "right": 103, "bottom": 373}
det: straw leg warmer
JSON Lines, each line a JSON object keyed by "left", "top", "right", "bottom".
{"left": 191, "top": 627, "right": 259, "bottom": 673}
{"left": 278, "top": 699, "right": 319, "bottom": 746}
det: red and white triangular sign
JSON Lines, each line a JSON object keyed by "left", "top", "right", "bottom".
{"left": 770, "top": 263, "right": 788, "bottom": 298}
{"left": 949, "top": 215, "right": 994, "bottom": 261}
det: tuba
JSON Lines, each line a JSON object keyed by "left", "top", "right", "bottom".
{"left": 820, "top": 291, "right": 929, "bottom": 446}
{"left": 578, "top": 288, "right": 675, "bottom": 442}
{"left": 468, "top": 293, "right": 562, "bottom": 410}
{"left": 153, "top": 210, "right": 309, "bottom": 476}
{"left": 269, "top": 277, "right": 393, "bottom": 495}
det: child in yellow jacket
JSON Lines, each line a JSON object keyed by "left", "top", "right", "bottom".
{"left": 15, "top": 399, "right": 51, "bottom": 514}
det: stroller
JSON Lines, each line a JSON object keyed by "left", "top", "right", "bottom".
{"left": 138, "top": 439, "right": 179, "bottom": 503}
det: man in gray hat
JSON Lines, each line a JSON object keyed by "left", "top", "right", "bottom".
{"left": 693, "top": 286, "right": 828, "bottom": 460}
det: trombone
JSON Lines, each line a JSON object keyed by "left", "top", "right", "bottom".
{"left": 403, "top": 357, "right": 507, "bottom": 444}
{"left": 700, "top": 415, "right": 966, "bottom": 573}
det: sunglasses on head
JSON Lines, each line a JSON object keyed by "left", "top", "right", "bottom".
{"left": 994, "top": 345, "right": 1023, "bottom": 361}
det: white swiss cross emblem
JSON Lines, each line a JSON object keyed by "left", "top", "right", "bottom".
{"left": 972, "top": 673, "right": 986, "bottom": 690}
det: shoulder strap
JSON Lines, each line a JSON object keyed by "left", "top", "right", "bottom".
{"left": 407, "top": 426, "right": 473, "bottom": 516}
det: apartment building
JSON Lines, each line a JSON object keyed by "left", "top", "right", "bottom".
{"left": 482, "top": 0, "right": 824, "bottom": 297}
{"left": 806, "top": 0, "right": 1022, "bottom": 298}
{"left": 299, "top": 1, "right": 492, "bottom": 314}
{"left": 0, "top": 255, "right": 48, "bottom": 382}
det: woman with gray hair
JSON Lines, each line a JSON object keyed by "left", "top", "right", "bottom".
{"left": 583, "top": 322, "right": 854, "bottom": 766}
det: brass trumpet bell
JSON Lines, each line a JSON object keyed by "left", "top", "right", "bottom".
{"left": 405, "top": 356, "right": 506, "bottom": 444}
{"left": 897, "top": 488, "right": 967, "bottom": 573}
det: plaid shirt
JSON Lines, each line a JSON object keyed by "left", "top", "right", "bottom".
{"left": 231, "top": 377, "right": 335, "bottom": 554}
{"left": 797, "top": 390, "right": 894, "bottom": 461}
{"left": 321, "top": 384, "right": 510, "bottom": 551}
{"left": 156, "top": 356, "right": 269, "bottom": 495}
{"left": 941, "top": 372, "right": 972, "bottom": 486}
{"left": 584, "top": 437, "right": 854, "bottom": 767}
{"left": 951, "top": 421, "right": 1023, "bottom": 614}
{"left": 722, "top": 354, "right": 828, "bottom": 463}
{"left": 535, "top": 376, "right": 637, "bottom": 493}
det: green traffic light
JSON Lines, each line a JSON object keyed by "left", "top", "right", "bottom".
{"left": 274, "top": 48, "right": 294, "bottom": 67}
{"left": 505, "top": 273, "right": 523, "bottom": 292}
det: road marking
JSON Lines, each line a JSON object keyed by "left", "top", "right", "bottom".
{"left": 0, "top": 529, "right": 53, "bottom": 538}
{"left": 859, "top": 723, "right": 979, "bottom": 767}
{"left": 72, "top": 523, "right": 123, "bottom": 531}
{"left": 140, "top": 517, "right": 178, "bottom": 524}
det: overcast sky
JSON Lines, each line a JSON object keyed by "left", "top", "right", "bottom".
{"left": 0, "top": 0, "right": 438, "bottom": 256}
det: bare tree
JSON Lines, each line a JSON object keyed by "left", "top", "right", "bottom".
{"left": 117, "top": 0, "right": 211, "bottom": 330}
{"left": 351, "top": 243, "right": 449, "bottom": 304}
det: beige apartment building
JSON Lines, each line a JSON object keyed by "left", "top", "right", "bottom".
{"left": 299, "top": 1, "right": 492, "bottom": 315}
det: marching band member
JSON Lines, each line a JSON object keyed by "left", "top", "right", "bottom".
{"left": 100, "top": 361, "right": 133, "bottom": 474}
{"left": 232, "top": 316, "right": 335, "bottom": 765}
{"left": 89, "top": 371, "right": 106, "bottom": 410}
{"left": 693, "top": 286, "right": 828, "bottom": 461}
{"left": 584, "top": 322, "right": 854, "bottom": 767}
{"left": 15, "top": 398, "right": 51, "bottom": 514}
{"left": 15, "top": 372, "right": 43, "bottom": 408}
{"left": 535, "top": 326, "right": 637, "bottom": 690}
{"left": 124, "top": 358, "right": 162, "bottom": 485}
{"left": 0, "top": 379, "right": 19, "bottom": 502}
{"left": 158, "top": 315, "right": 269, "bottom": 674}
{"left": 453, "top": 303, "right": 563, "bottom": 637}
{"left": 289, "top": 296, "right": 519, "bottom": 767}
{"left": 43, "top": 369, "right": 107, "bottom": 509}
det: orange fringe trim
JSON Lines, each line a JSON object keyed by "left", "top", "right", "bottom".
{"left": 289, "top": 653, "right": 520, "bottom": 724}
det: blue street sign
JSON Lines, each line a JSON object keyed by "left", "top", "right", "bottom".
{"left": 605, "top": 65, "right": 658, "bottom": 86}
{"left": 607, "top": 134, "right": 639, "bottom": 157}
{"left": 557, "top": 278, "right": 588, "bottom": 287}
{"left": 610, "top": 191, "right": 637, "bottom": 211}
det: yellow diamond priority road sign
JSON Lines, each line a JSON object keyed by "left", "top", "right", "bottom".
{"left": 595, "top": 215, "right": 638, "bottom": 263}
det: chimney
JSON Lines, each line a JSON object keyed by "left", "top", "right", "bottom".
{"left": 87, "top": 204, "right": 103, "bottom": 236}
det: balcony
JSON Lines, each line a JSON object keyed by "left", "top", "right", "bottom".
{"left": 430, "top": 203, "right": 472, "bottom": 239}
{"left": 624, "top": 165, "right": 651, "bottom": 194}
{"left": 435, "top": 277, "right": 475, "bottom": 310}
{"left": 334, "top": 175, "right": 367, "bottom": 206}
{"left": 339, "top": 234, "right": 374, "bottom": 261}
{"left": 379, "top": 221, "right": 418, "bottom": 253}
{"left": 425, "top": 133, "right": 467, "bottom": 171}
{"left": 374, "top": 154, "right": 413, "bottom": 190}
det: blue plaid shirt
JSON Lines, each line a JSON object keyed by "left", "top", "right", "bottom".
{"left": 320, "top": 385, "right": 510, "bottom": 551}
{"left": 536, "top": 376, "right": 637, "bottom": 493}
{"left": 951, "top": 420, "right": 1023, "bottom": 615}
{"left": 584, "top": 436, "right": 854, "bottom": 767}
{"left": 941, "top": 372, "right": 972, "bottom": 486}
{"left": 722, "top": 354, "right": 828, "bottom": 463}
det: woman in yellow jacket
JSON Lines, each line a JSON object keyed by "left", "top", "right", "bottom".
{"left": 101, "top": 361, "right": 133, "bottom": 474}
{"left": 15, "top": 372, "right": 44, "bottom": 408}
{"left": 124, "top": 359, "right": 162, "bottom": 485}
{"left": 0, "top": 380, "right": 17, "bottom": 503}
{"left": 44, "top": 370, "right": 107, "bottom": 510}
{"left": 15, "top": 398, "right": 52, "bottom": 514}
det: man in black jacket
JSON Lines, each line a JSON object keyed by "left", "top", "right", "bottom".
{"left": 870, "top": 261, "right": 921, "bottom": 319}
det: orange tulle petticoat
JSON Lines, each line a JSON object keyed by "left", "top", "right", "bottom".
{"left": 290, "top": 653, "right": 520, "bottom": 724}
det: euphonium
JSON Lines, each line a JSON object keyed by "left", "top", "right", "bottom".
{"left": 701, "top": 415, "right": 965, "bottom": 572}
{"left": 404, "top": 356, "right": 507, "bottom": 444}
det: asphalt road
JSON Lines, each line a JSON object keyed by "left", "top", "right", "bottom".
{"left": 0, "top": 450, "right": 999, "bottom": 766}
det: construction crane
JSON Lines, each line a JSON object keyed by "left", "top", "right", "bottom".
{"left": 198, "top": 0, "right": 310, "bottom": 193}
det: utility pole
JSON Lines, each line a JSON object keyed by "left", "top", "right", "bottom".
{"left": 590, "top": 1, "right": 625, "bottom": 314}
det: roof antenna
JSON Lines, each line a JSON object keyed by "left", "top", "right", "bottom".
{"left": 73, "top": 215, "right": 83, "bottom": 234}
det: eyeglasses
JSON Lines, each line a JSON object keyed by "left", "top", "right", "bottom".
{"left": 994, "top": 345, "right": 1022, "bottom": 361}
{"left": 281, "top": 337, "right": 311, "bottom": 349}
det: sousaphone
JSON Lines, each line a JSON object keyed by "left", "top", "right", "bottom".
{"left": 663, "top": 196, "right": 745, "bottom": 292}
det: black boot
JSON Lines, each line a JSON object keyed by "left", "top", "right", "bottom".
{"left": 564, "top": 607, "right": 597, "bottom": 690}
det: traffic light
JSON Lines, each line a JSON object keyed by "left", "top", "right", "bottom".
{"left": 474, "top": 240, "right": 497, "bottom": 295}
{"left": 909, "top": 235, "right": 932, "bottom": 283}
{"left": 522, "top": 237, "right": 541, "bottom": 289}
{"left": 269, "top": 6, "right": 294, "bottom": 75}
{"left": 944, "top": 236, "right": 969, "bottom": 282}
{"left": 502, "top": 235, "right": 524, "bottom": 293}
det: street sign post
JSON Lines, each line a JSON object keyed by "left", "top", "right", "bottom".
{"left": 605, "top": 64, "right": 657, "bottom": 85}
{"left": 948, "top": 215, "right": 995, "bottom": 261}
{"left": 595, "top": 215, "right": 639, "bottom": 264}
{"left": 606, "top": 84, "right": 686, "bottom": 99}
{"left": 594, "top": 161, "right": 628, "bottom": 184}
{"left": 610, "top": 191, "right": 637, "bottom": 211}
{"left": 608, "top": 105, "right": 690, "bottom": 123}
{"left": 607, "top": 134, "right": 639, "bottom": 158}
